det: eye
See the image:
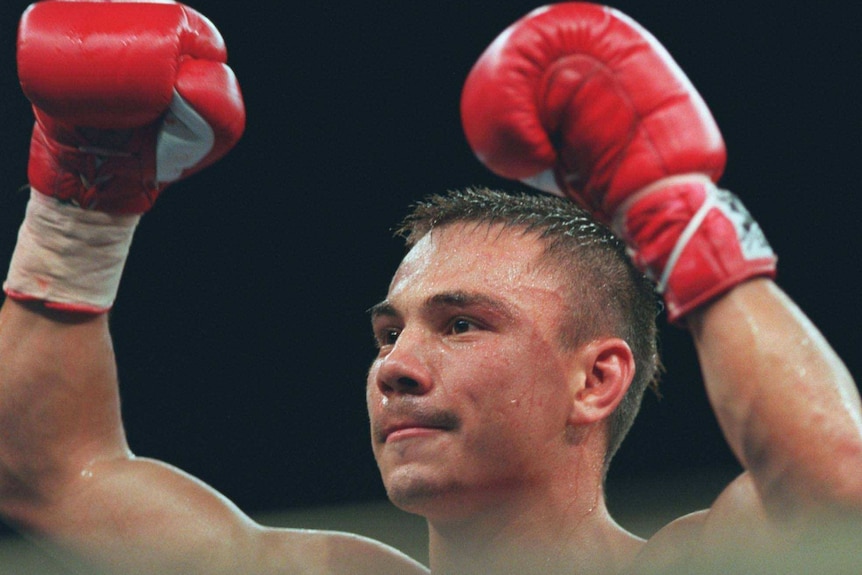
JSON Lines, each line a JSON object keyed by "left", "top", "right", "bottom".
{"left": 375, "top": 327, "right": 400, "bottom": 348}
{"left": 448, "top": 317, "right": 477, "bottom": 335}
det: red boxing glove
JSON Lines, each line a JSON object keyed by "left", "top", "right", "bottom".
{"left": 5, "top": 1, "right": 245, "bottom": 312}
{"left": 461, "top": 3, "right": 776, "bottom": 322}
{"left": 620, "top": 177, "right": 777, "bottom": 321}
{"left": 18, "top": 0, "right": 246, "bottom": 214}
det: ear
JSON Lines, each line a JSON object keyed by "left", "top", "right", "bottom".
{"left": 567, "top": 338, "right": 636, "bottom": 426}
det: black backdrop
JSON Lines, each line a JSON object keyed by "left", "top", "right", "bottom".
{"left": 0, "top": 0, "right": 859, "bottom": 518}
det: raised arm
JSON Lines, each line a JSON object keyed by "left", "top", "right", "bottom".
{"left": 460, "top": 0, "right": 861, "bottom": 557}
{"left": 688, "top": 280, "right": 861, "bottom": 520}
{"left": 0, "top": 3, "right": 426, "bottom": 574}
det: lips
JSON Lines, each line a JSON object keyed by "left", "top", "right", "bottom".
{"left": 382, "top": 422, "right": 446, "bottom": 443}
{"left": 374, "top": 408, "right": 460, "bottom": 444}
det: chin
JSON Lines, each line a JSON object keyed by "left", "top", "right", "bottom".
{"left": 384, "top": 470, "right": 441, "bottom": 509}
{"left": 381, "top": 466, "right": 456, "bottom": 514}
{"left": 383, "top": 469, "right": 489, "bottom": 523}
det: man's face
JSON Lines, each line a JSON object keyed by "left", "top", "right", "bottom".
{"left": 367, "top": 223, "right": 587, "bottom": 521}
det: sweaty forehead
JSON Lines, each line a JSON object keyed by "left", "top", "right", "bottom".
{"left": 388, "top": 223, "right": 555, "bottom": 298}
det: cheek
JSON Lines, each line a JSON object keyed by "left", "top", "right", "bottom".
{"left": 457, "top": 349, "right": 561, "bottom": 432}
{"left": 365, "top": 362, "right": 385, "bottom": 417}
{"left": 469, "top": 345, "right": 571, "bottom": 435}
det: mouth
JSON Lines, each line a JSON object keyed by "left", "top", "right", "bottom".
{"left": 382, "top": 423, "right": 449, "bottom": 443}
{"left": 375, "top": 410, "right": 460, "bottom": 444}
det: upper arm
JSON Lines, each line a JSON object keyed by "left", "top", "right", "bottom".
{"left": 18, "top": 456, "right": 427, "bottom": 575}
{"left": 23, "top": 456, "right": 272, "bottom": 574}
{"left": 687, "top": 281, "right": 862, "bottom": 516}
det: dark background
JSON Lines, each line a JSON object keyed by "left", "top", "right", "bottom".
{"left": 0, "top": 0, "right": 859, "bottom": 523}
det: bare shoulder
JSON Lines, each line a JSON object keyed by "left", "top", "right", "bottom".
{"left": 624, "top": 472, "right": 843, "bottom": 574}
{"left": 256, "top": 526, "right": 429, "bottom": 575}
{"left": 622, "top": 509, "right": 708, "bottom": 575}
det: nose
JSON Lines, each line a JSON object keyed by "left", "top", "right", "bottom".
{"left": 370, "top": 331, "right": 434, "bottom": 397}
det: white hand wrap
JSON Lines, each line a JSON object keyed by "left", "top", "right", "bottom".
{"left": 3, "top": 189, "right": 140, "bottom": 313}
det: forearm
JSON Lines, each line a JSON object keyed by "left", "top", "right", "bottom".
{"left": 0, "top": 299, "right": 129, "bottom": 519}
{"left": 688, "top": 279, "right": 862, "bottom": 518}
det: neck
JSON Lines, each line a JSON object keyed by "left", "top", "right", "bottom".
{"left": 426, "top": 479, "right": 642, "bottom": 575}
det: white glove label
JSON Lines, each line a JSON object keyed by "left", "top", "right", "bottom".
{"left": 714, "top": 188, "right": 774, "bottom": 261}
{"left": 156, "top": 90, "right": 215, "bottom": 183}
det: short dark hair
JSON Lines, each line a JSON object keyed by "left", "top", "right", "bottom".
{"left": 396, "top": 187, "right": 661, "bottom": 471}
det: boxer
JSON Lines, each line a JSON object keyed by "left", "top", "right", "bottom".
{"left": 0, "top": 2, "right": 858, "bottom": 574}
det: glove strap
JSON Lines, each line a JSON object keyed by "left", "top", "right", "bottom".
{"left": 615, "top": 177, "right": 777, "bottom": 323}
{"left": 3, "top": 189, "right": 140, "bottom": 313}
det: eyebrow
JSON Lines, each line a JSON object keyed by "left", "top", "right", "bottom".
{"left": 368, "top": 290, "right": 516, "bottom": 322}
{"left": 367, "top": 300, "right": 398, "bottom": 320}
